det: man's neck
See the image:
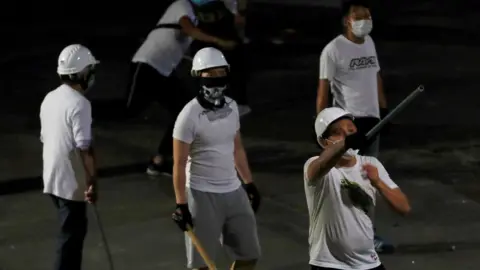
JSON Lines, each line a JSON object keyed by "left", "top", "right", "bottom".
{"left": 344, "top": 32, "right": 365, "bottom": 44}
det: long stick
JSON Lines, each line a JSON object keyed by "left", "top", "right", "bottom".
{"left": 92, "top": 205, "right": 115, "bottom": 270}
{"left": 185, "top": 224, "right": 217, "bottom": 269}
{"left": 366, "top": 84, "right": 425, "bottom": 140}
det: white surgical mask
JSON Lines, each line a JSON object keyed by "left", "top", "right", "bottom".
{"left": 351, "top": 19, "right": 373, "bottom": 38}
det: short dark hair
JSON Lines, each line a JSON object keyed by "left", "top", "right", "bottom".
{"left": 341, "top": 0, "right": 370, "bottom": 18}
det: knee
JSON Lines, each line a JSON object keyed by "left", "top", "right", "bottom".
{"left": 231, "top": 259, "right": 257, "bottom": 269}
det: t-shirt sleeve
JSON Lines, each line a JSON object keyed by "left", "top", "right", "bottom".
{"left": 319, "top": 44, "right": 336, "bottom": 81}
{"left": 304, "top": 156, "right": 329, "bottom": 185}
{"left": 173, "top": 107, "right": 196, "bottom": 144}
{"left": 223, "top": 0, "right": 238, "bottom": 14}
{"left": 231, "top": 100, "right": 240, "bottom": 132}
{"left": 367, "top": 36, "right": 381, "bottom": 72}
{"left": 71, "top": 99, "right": 92, "bottom": 148}
{"left": 172, "top": 0, "right": 197, "bottom": 24}
{"left": 372, "top": 157, "right": 398, "bottom": 189}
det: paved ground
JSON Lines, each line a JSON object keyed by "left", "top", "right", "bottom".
{"left": 2, "top": 1, "right": 480, "bottom": 269}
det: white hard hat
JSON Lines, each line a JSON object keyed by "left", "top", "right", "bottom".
{"left": 57, "top": 44, "right": 99, "bottom": 75}
{"left": 314, "top": 107, "right": 354, "bottom": 139}
{"left": 191, "top": 47, "right": 229, "bottom": 76}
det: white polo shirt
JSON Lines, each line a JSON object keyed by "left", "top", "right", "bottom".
{"left": 132, "top": 0, "right": 197, "bottom": 77}
{"left": 319, "top": 35, "right": 380, "bottom": 118}
{"left": 304, "top": 154, "right": 398, "bottom": 269}
{"left": 40, "top": 84, "right": 92, "bottom": 201}
{"left": 173, "top": 97, "right": 241, "bottom": 193}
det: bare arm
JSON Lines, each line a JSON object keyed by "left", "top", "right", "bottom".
{"left": 316, "top": 79, "right": 331, "bottom": 114}
{"left": 373, "top": 180, "right": 410, "bottom": 216}
{"left": 233, "top": 132, "right": 253, "bottom": 184}
{"left": 306, "top": 140, "right": 346, "bottom": 182}
{"left": 179, "top": 16, "right": 220, "bottom": 44}
{"left": 79, "top": 146, "right": 97, "bottom": 186}
{"left": 173, "top": 139, "right": 190, "bottom": 204}
{"left": 377, "top": 72, "right": 387, "bottom": 109}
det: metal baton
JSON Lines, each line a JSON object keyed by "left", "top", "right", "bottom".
{"left": 366, "top": 85, "right": 425, "bottom": 140}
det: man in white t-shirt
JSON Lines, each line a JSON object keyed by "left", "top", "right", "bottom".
{"left": 126, "top": 0, "right": 238, "bottom": 177}
{"left": 304, "top": 107, "right": 410, "bottom": 270}
{"left": 316, "top": 0, "right": 389, "bottom": 158}
{"left": 316, "top": 0, "right": 392, "bottom": 253}
{"left": 40, "top": 44, "right": 99, "bottom": 270}
{"left": 171, "top": 47, "right": 261, "bottom": 269}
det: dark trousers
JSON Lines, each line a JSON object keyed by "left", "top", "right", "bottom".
{"left": 51, "top": 195, "right": 87, "bottom": 270}
{"left": 125, "top": 62, "right": 191, "bottom": 158}
{"left": 311, "top": 264, "right": 386, "bottom": 270}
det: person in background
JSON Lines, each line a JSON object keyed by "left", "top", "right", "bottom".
{"left": 126, "top": 0, "right": 237, "bottom": 176}
{"left": 315, "top": 0, "right": 393, "bottom": 253}
{"left": 40, "top": 44, "right": 99, "bottom": 270}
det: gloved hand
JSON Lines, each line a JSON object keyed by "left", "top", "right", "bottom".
{"left": 172, "top": 204, "right": 193, "bottom": 232}
{"left": 344, "top": 132, "right": 369, "bottom": 151}
{"left": 243, "top": 183, "right": 261, "bottom": 213}
{"left": 380, "top": 108, "right": 391, "bottom": 135}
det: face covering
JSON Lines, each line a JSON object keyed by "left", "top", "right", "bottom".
{"left": 190, "top": 0, "right": 217, "bottom": 6}
{"left": 198, "top": 76, "right": 228, "bottom": 108}
{"left": 80, "top": 69, "right": 96, "bottom": 93}
{"left": 351, "top": 19, "right": 373, "bottom": 38}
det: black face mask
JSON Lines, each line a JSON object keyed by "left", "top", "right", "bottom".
{"left": 197, "top": 76, "right": 229, "bottom": 109}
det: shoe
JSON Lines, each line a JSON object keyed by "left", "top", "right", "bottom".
{"left": 374, "top": 235, "right": 395, "bottom": 254}
{"left": 146, "top": 160, "right": 172, "bottom": 177}
{"left": 238, "top": 105, "right": 252, "bottom": 117}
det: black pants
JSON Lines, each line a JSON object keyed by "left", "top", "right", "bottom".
{"left": 311, "top": 264, "right": 386, "bottom": 270}
{"left": 51, "top": 195, "right": 88, "bottom": 270}
{"left": 125, "top": 62, "right": 191, "bottom": 158}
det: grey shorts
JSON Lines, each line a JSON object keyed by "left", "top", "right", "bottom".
{"left": 185, "top": 187, "right": 261, "bottom": 268}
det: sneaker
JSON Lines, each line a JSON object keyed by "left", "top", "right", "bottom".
{"left": 374, "top": 235, "right": 395, "bottom": 254}
{"left": 238, "top": 105, "right": 252, "bottom": 117}
{"left": 146, "top": 160, "right": 172, "bottom": 177}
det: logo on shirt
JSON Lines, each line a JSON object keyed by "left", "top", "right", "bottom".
{"left": 340, "top": 178, "right": 373, "bottom": 214}
{"left": 371, "top": 253, "right": 378, "bottom": 261}
{"left": 349, "top": 56, "right": 378, "bottom": 70}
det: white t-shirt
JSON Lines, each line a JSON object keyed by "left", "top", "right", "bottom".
{"left": 304, "top": 154, "right": 398, "bottom": 269}
{"left": 40, "top": 84, "right": 92, "bottom": 201}
{"left": 173, "top": 97, "right": 241, "bottom": 193}
{"left": 319, "top": 35, "right": 380, "bottom": 118}
{"left": 132, "top": 0, "right": 197, "bottom": 77}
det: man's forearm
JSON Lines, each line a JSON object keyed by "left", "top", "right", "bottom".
{"left": 79, "top": 147, "right": 97, "bottom": 186}
{"left": 184, "top": 27, "right": 219, "bottom": 44}
{"left": 234, "top": 148, "right": 253, "bottom": 184}
{"left": 373, "top": 180, "right": 410, "bottom": 215}
{"left": 307, "top": 141, "right": 345, "bottom": 181}
{"left": 173, "top": 164, "right": 188, "bottom": 204}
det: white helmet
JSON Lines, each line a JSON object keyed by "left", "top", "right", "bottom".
{"left": 314, "top": 107, "right": 354, "bottom": 139}
{"left": 191, "top": 47, "right": 229, "bottom": 77}
{"left": 57, "top": 44, "right": 99, "bottom": 75}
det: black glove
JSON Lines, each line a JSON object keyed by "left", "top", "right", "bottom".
{"left": 380, "top": 108, "right": 391, "bottom": 135}
{"left": 243, "top": 183, "right": 261, "bottom": 213}
{"left": 344, "top": 132, "right": 369, "bottom": 151}
{"left": 172, "top": 204, "right": 193, "bottom": 232}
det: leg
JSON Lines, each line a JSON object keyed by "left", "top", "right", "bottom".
{"left": 51, "top": 195, "right": 87, "bottom": 270}
{"left": 147, "top": 75, "right": 191, "bottom": 176}
{"left": 222, "top": 188, "right": 261, "bottom": 269}
{"left": 124, "top": 62, "right": 158, "bottom": 118}
{"left": 185, "top": 188, "right": 224, "bottom": 269}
